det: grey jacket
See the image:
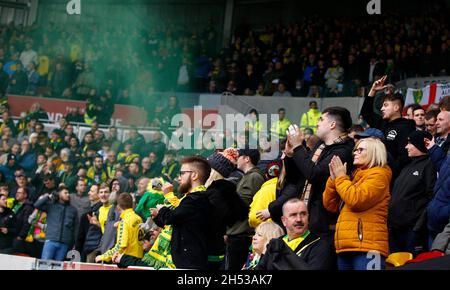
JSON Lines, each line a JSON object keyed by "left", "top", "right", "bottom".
{"left": 431, "top": 219, "right": 450, "bottom": 255}
{"left": 34, "top": 195, "right": 79, "bottom": 247}
{"left": 98, "top": 205, "right": 120, "bottom": 254}
{"left": 226, "top": 166, "right": 265, "bottom": 236}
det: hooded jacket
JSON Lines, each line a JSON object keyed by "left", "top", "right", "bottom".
{"left": 361, "top": 96, "right": 416, "bottom": 176}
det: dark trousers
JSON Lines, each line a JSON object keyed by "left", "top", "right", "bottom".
{"left": 390, "top": 227, "right": 427, "bottom": 255}
{"left": 12, "top": 239, "right": 45, "bottom": 258}
{"left": 224, "top": 236, "right": 252, "bottom": 270}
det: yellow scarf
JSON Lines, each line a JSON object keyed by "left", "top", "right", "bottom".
{"left": 283, "top": 230, "right": 310, "bottom": 252}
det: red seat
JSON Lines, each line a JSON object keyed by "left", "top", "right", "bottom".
{"left": 12, "top": 253, "right": 31, "bottom": 257}
{"left": 405, "top": 251, "right": 444, "bottom": 264}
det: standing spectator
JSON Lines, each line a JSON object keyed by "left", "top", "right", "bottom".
{"left": 132, "top": 177, "right": 150, "bottom": 206}
{"left": 19, "top": 42, "right": 38, "bottom": 69}
{"left": 146, "top": 131, "right": 166, "bottom": 163}
{"left": 203, "top": 148, "right": 248, "bottom": 270}
{"left": 0, "top": 154, "right": 18, "bottom": 183}
{"left": 360, "top": 75, "right": 416, "bottom": 177}
{"left": 154, "top": 96, "right": 181, "bottom": 137}
{"left": 96, "top": 192, "right": 143, "bottom": 263}
{"left": 25, "top": 62, "right": 39, "bottom": 96}
{"left": 7, "top": 63, "right": 28, "bottom": 95}
{"left": 412, "top": 105, "right": 426, "bottom": 131}
{"left": 106, "top": 126, "right": 122, "bottom": 154}
{"left": 87, "top": 155, "right": 109, "bottom": 184}
{"left": 388, "top": 131, "right": 437, "bottom": 254}
{"left": 18, "top": 139, "right": 36, "bottom": 177}
{"left": 300, "top": 101, "right": 322, "bottom": 134}
{"left": 270, "top": 108, "right": 291, "bottom": 141}
{"left": 256, "top": 199, "right": 333, "bottom": 270}
{"left": 225, "top": 149, "right": 265, "bottom": 270}
{"left": 0, "top": 191, "right": 16, "bottom": 253}
{"left": 0, "top": 111, "right": 18, "bottom": 137}
{"left": 323, "top": 138, "right": 392, "bottom": 270}
{"left": 434, "top": 110, "right": 450, "bottom": 154}
{"left": 427, "top": 155, "right": 450, "bottom": 242}
{"left": 0, "top": 61, "right": 9, "bottom": 96}
{"left": 35, "top": 186, "right": 79, "bottom": 261}
{"left": 324, "top": 58, "right": 344, "bottom": 96}
{"left": 150, "top": 156, "right": 211, "bottom": 269}
{"left": 161, "top": 150, "right": 180, "bottom": 183}
{"left": 50, "top": 63, "right": 69, "bottom": 98}
{"left": 123, "top": 127, "right": 146, "bottom": 157}
{"left": 274, "top": 107, "right": 354, "bottom": 235}
{"left": 69, "top": 179, "right": 90, "bottom": 218}
{"left": 10, "top": 187, "right": 34, "bottom": 244}
{"left": 134, "top": 178, "right": 165, "bottom": 220}
{"left": 425, "top": 109, "right": 440, "bottom": 137}
{"left": 75, "top": 181, "right": 102, "bottom": 262}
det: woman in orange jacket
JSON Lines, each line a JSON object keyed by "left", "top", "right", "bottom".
{"left": 323, "top": 137, "right": 392, "bottom": 270}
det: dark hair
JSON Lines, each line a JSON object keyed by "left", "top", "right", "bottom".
{"left": 249, "top": 108, "right": 258, "bottom": 116}
{"left": 349, "top": 124, "right": 364, "bottom": 133}
{"left": 181, "top": 156, "right": 211, "bottom": 184}
{"left": 439, "top": 96, "right": 450, "bottom": 111}
{"left": 322, "top": 106, "right": 353, "bottom": 132}
{"left": 425, "top": 109, "right": 440, "bottom": 121}
{"left": 278, "top": 108, "right": 286, "bottom": 113}
{"left": 411, "top": 104, "right": 424, "bottom": 114}
{"left": 382, "top": 92, "right": 405, "bottom": 110}
{"left": 117, "top": 192, "right": 133, "bottom": 210}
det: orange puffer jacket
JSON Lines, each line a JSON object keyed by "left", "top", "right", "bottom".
{"left": 323, "top": 166, "right": 392, "bottom": 257}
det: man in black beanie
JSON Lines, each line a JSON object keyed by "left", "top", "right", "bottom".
{"left": 388, "top": 130, "right": 437, "bottom": 255}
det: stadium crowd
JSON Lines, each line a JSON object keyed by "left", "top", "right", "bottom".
{"left": 0, "top": 75, "right": 448, "bottom": 269}
{"left": 0, "top": 7, "right": 449, "bottom": 269}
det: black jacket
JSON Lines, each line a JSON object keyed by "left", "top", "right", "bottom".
{"left": 287, "top": 139, "right": 354, "bottom": 234}
{"left": 203, "top": 179, "right": 248, "bottom": 257}
{"left": 0, "top": 207, "right": 17, "bottom": 249}
{"left": 12, "top": 200, "right": 34, "bottom": 239}
{"left": 361, "top": 96, "right": 416, "bottom": 176}
{"left": 269, "top": 157, "right": 305, "bottom": 225}
{"left": 255, "top": 233, "right": 333, "bottom": 270}
{"left": 389, "top": 155, "right": 437, "bottom": 230}
{"left": 154, "top": 190, "right": 210, "bottom": 270}
{"left": 75, "top": 201, "right": 103, "bottom": 255}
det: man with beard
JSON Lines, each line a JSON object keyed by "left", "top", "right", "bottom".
{"left": 150, "top": 156, "right": 211, "bottom": 269}
{"left": 255, "top": 198, "right": 332, "bottom": 270}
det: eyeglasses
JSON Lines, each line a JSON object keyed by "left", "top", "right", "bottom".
{"left": 179, "top": 170, "right": 194, "bottom": 176}
{"left": 353, "top": 147, "right": 367, "bottom": 155}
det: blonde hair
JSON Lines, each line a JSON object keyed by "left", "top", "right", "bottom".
{"left": 205, "top": 169, "right": 224, "bottom": 188}
{"left": 254, "top": 221, "right": 285, "bottom": 250}
{"left": 355, "top": 138, "right": 387, "bottom": 168}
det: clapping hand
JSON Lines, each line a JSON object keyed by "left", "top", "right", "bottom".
{"left": 329, "top": 156, "right": 347, "bottom": 180}
{"left": 286, "top": 124, "right": 305, "bottom": 150}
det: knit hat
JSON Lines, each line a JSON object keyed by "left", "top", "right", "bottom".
{"left": 407, "top": 130, "right": 432, "bottom": 153}
{"left": 207, "top": 148, "right": 238, "bottom": 178}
